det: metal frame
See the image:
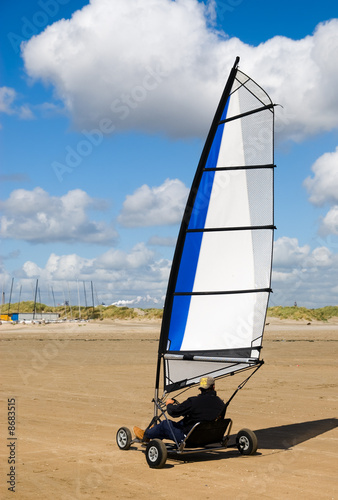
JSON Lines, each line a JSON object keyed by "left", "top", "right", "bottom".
{"left": 131, "top": 397, "right": 234, "bottom": 458}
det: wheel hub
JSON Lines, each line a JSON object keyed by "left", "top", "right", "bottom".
{"left": 148, "top": 445, "right": 159, "bottom": 462}
{"left": 238, "top": 435, "right": 249, "bottom": 450}
{"left": 118, "top": 431, "right": 127, "bottom": 447}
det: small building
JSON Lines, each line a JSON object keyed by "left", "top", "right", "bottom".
{"left": 10, "top": 312, "right": 60, "bottom": 322}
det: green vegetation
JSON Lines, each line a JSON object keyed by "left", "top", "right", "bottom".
{"left": 1, "top": 301, "right": 163, "bottom": 321}
{"left": 3, "top": 301, "right": 338, "bottom": 322}
{"left": 267, "top": 305, "right": 338, "bottom": 322}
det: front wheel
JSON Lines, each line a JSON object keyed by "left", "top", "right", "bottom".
{"left": 146, "top": 439, "right": 167, "bottom": 468}
{"left": 236, "top": 428, "right": 258, "bottom": 455}
{"left": 116, "top": 427, "right": 132, "bottom": 450}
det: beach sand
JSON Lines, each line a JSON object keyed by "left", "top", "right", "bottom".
{"left": 0, "top": 318, "right": 337, "bottom": 499}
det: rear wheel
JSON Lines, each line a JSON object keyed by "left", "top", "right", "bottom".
{"left": 116, "top": 427, "right": 132, "bottom": 450}
{"left": 236, "top": 428, "right": 258, "bottom": 455}
{"left": 146, "top": 439, "right": 167, "bottom": 468}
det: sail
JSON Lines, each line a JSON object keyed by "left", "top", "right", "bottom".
{"left": 157, "top": 57, "right": 275, "bottom": 394}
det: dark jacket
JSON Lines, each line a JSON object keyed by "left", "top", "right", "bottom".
{"left": 166, "top": 390, "right": 225, "bottom": 433}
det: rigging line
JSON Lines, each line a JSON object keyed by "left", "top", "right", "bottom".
{"left": 166, "top": 385, "right": 192, "bottom": 401}
{"left": 234, "top": 71, "right": 272, "bottom": 109}
{"left": 165, "top": 362, "right": 263, "bottom": 401}
{"left": 231, "top": 72, "right": 273, "bottom": 111}
{"left": 219, "top": 103, "right": 275, "bottom": 125}
{"left": 229, "top": 75, "right": 250, "bottom": 97}
{"left": 173, "top": 288, "right": 272, "bottom": 297}
{"left": 224, "top": 361, "right": 264, "bottom": 409}
{"left": 186, "top": 225, "right": 276, "bottom": 233}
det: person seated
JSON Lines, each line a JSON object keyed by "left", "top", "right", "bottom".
{"left": 133, "top": 376, "right": 225, "bottom": 443}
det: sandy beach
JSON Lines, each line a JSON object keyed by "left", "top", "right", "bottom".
{"left": 0, "top": 318, "right": 337, "bottom": 499}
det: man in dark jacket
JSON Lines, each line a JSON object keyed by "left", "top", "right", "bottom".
{"left": 133, "top": 376, "right": 225, "bottom": 443}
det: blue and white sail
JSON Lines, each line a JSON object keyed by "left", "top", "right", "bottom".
{"left": 157, "top": 57, "right": 275, "bottom": 394}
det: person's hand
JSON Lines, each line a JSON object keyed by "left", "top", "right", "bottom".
{"left": 166, "top": 399, "right": 175, "bottom": 406}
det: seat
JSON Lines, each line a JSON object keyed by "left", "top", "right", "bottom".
{"left": 184, "top": 418, "right": 232, "bottom": 447}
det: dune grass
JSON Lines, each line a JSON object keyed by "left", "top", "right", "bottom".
{"left": 2, "top": 301, "right": 338, "bottom": 322}
{"left": 1, "top": 301, "right": 163, "bottom": 320}
{"left": 267, "top": 305, "right": 338, "bottom": 322}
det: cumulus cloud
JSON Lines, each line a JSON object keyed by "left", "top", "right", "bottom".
{"left": 320, "top": 207, "right": 338, "bottom": 236}
{"left": 22, "top": 253, "right": 95, "bottom": 280}
{"left": 304, "top": 146, "right": 338, "bottom": 206}
{"left": 21, "top": 0, "right": 338, "bottom": 140}
{"left": 273, "top": 237, "right": 311, "bottom": 267}
{"left": 0, "top": 187, "right": 117, "bottom": 244}
{"left": 118, "top": 178, "right": 188, "bottom": 227}
{"left": 96, "top": 243, "right": 155, "bottom": 269}
{"left": 12, "top": 234, "right": 338, "bottom": 309}
{"left": 303, "top": 146, "right": 338, "bottom": 236}
{"left": 18, "top": 244, "right": 170, "bottom": 307}
{"left": 273, "top": 236, "right": 335, "bottom": 270}
{"left": 0, "top": 86, "right": 34, "bottom": 120}
{"left": 271, "top": 236, "right": 338, "bottom": 307}
{"left": 112, "top": 295, "right": 163, "bottom": 306}
{"left": 0, "top": 87, "right": 17, "bottom": 114}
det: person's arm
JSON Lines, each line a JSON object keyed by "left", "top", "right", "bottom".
{"left": 166, "top": 398, "right": 192, "bottom": 418}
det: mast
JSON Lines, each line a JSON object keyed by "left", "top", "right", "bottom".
{"left": 18, "top": 284, "right": 22, "bottom": 315}
{"left": 51, "top": 286, "right": 56, "bottom": 308}
{"left": 7, "top": 277, "right": 14, "bottom": 317}
{"left": 156, "top": 57, "right": 241, "bottom": 395}
{"left": 33, "top": 279, "right": 38, "bottom": 320}
{"left": 91, "top": 281, "right": 95, "bottom": 318}
{"left": 77, "top": 280, "right": 81, "bottom": 319}
{"left": 160, "top": 57, "right": 240, "bottom": 354}
{"left": 83, "top": 280, "right": 88, "bottom": 308}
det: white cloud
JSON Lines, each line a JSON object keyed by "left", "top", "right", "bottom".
{"left": 21, "top": 0, "right": 338, "bottom": 140}
{"left": 0, "top": 187, "right": 117, "bottom": 244}
{"left": 22, "top": 253, "right": 95, "bottom": 280}
{"left": 18, "top": 104, "right": 35, "bottom": 120}
{"left": 112, "top": 295, "right": 162, "bottom": 307}
{"left": 0, "top": 87, "right": 17, "bottom": 114}
{"left": 18, "top": 244, "right": 171, "bottom": 308}
{"left": 320, "top": 206, "right": 338, "bottom": 236}
{"left": 273, "top": 236, "right": 335, "bottom": 270}
{"left": 304, "top": 146, "right": 338, "bottom": 206}
{"left": 271, "top": 236, "right": 338, "bottom": 307}
{"left": 96, "top": 243, "right": 154, "bottom": 269}
{"left": 273, "top": 237, "right": 310, "bottom": 267}
{"left": 303, "top": 146, "right": 338, "bottom": 236}
{"left": 0, "top": 86, "right": 34, "bottom": 120}
{"left": 8, "top": 233, "right": 338, "bottom": 309}
{"left": 118, "top": 178, "right": 188, "bottom": 227}
{"left": 12, "top": 234, "right": 338, "bottom": 309}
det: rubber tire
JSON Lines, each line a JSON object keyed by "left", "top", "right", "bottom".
{"left": 116, "top": 427, "right": 132, "bottom": 450}
{"left": 146, "top": 439, "right": 168, "bottom": 468}
{"left": 236, "top": 428, "right": 258, "bottom": 455}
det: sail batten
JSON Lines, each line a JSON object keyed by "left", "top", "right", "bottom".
{"left": 204, "top": 164, "right": 275, "bottom": 171}
{"left": 187, "top": 225, "right": 275, "bottom": 233}
{"left": 219, "top": 102, "right": 275, "bottom": 124}
{"left": 173, "top": 288, "right": 272, "bottom": 296}
{"left": 157, "top": 57, "right": 275, "bottom": 394}
{"left": 164, "top": 355, "right": 258, "bottom": 364}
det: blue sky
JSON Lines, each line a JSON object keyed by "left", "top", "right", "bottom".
{"left": 1, "top": 0, "right": 338, "bottom": 308}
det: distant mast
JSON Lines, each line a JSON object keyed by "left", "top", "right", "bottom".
{"left": 33, "top": 279, "right": 38, "bottom": 320}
